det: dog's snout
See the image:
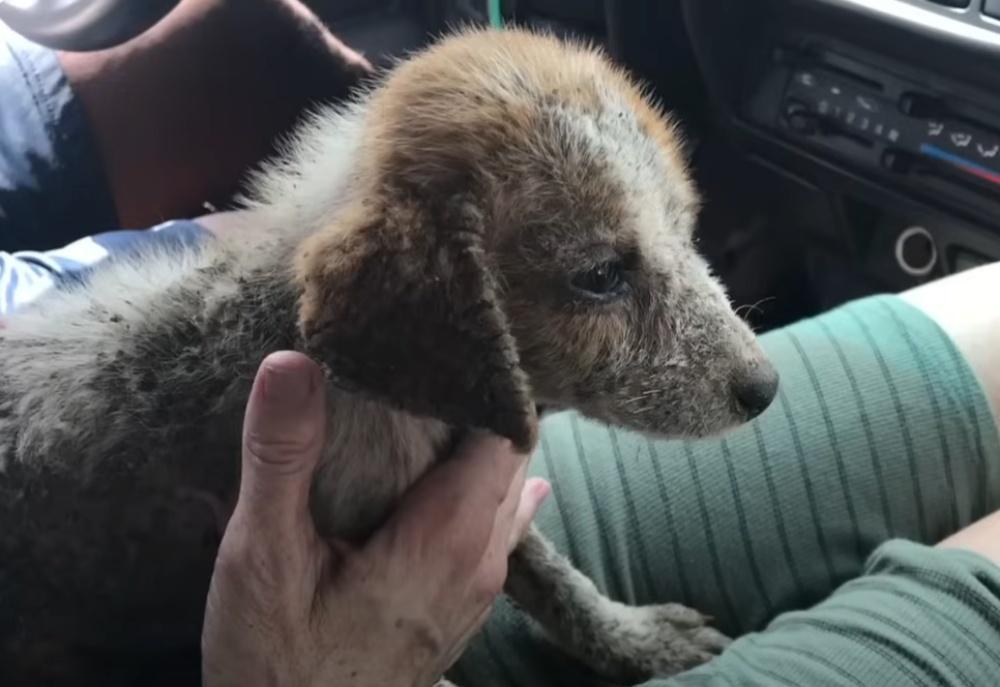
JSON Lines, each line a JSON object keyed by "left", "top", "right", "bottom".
{"left": 732, "top": 362, "right": 779, "bottom": 419}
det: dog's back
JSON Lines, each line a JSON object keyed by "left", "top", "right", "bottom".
{"left": 0, "top": 238, "right": 302, "bottom": 653}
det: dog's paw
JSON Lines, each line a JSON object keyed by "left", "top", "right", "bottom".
{"left": 588, "top": 602, "right": 731, "bottom": 684}
{"left": 641, "top": 603, "right": 731, "bottom": 675}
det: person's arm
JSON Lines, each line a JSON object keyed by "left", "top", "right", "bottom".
{"left": 939, "top": 508, "right": 1000, "bottom": 566}
{"left": 644, "top": 535, "right": 1000, "bottom": 686}
{"left": 0, "top": 220, "right": 211, "bottom": 318}
{"left": 0, "top": 209, "right": 264, "bottom": 320}
{"left": 0, "top": 251, "right": 58, "bottom": 317}
{"left": 901, "top": 261, "right": 1000, "bottom": 427}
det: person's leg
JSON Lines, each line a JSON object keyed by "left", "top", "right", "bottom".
{"left": 0, "top": 25, "right": 118, "bottom": 252}
{"left": 0, "top": 0, "right": 370, "bottom": 253}
{"left": 59, "top": 0, "right": 371, "bottom": 230}
{"left": 453, "top": 264, "right": 1000, "bottom": 686}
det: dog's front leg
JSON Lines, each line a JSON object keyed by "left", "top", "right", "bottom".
{"left": 505, "top": 525, "right": 730, "bottom": 684}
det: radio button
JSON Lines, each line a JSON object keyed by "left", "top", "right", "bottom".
{"left": 950, "top": 131, "right": 973, "bottom": 147}
{"left": 977, "top": 142, "right": 1000, "bottom": 158}
{"left": 784, "top": 100, "right": 819, "bottom": 135}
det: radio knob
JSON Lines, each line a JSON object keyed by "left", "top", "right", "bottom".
{"left": 784, "top": 100, "right": 819, "bottom": 135}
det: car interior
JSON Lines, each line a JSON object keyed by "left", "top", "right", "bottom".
{"left": 2, "top": 0, "right": 995, "bottom": 330}
{"left": 315, "top": 0, "right": 1000, "bottom": 333}
{"left": 1, "top": 1, "right": 999, "bottom": 683}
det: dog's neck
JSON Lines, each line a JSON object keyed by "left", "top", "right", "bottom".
{"left": 225, "top": 230, "right": 456, "bottom": 544}
{"left": 309, "top": 385, "right": 454, "bottom": 542}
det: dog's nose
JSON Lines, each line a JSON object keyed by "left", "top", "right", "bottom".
{"left": 732, "top": 362, "right": 779, "bottom": 419}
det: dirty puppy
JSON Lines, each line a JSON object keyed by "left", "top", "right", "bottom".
{"left": 0, "top": 27, "right": 779, "bottom": 685}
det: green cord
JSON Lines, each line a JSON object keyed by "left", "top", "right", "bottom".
{"left": 488, "top": 0, "right": 503, "bottom": 28}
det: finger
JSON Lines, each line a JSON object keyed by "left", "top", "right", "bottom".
{"left": 235, "top": 351, "right": 326, "bottom": 545}
{"left": 447, "top": 429, "right": 534, "bottom": 510}
{"left": 464, "top": 459, "right": 529, "bottom": 588}
{"left": 507, "top": 479, "right": 550, "bottom": 552}
{"left": 467, "top": 477, "right": 548, "bottom": 604}
{"left": 281, "top": 0, "right": 374, "bottom": 72}
{"left": 489, "top": 458, "right": 530, "bottom": 542}
{"left": 365, "top": 432, "right": 530, "bottom": 577}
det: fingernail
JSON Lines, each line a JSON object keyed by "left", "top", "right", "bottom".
{"left": 261, "top": 356, "right": 314, "bottom": 405}
{"left": 529, "top": 478, "right": 550, "bottom": 505}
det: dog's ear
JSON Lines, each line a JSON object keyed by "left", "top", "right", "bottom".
{"left": 295, "top": 194, "right": 538, "bottom": 451}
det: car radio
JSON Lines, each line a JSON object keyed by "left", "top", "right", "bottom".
{"left": 745, "top": 42, "right": 1000, "bottom": 227}
{"left": 783, "top": 65, "right": 1000, "bottom": 189}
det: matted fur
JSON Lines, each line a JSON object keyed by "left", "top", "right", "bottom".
{"left": 0, "top": 28, "right": 776, "bottom": 684}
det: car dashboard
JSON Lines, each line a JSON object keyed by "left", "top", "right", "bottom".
{"left": 697, "top": 0, "right": 1000, "bottom": 288}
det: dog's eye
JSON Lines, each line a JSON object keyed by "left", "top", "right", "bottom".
{"left": 570, "top": 261, "right": 629, "bottom": 300}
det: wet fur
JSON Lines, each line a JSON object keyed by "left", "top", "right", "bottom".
{"left": 0, "top": 28, "right": 773, "bottom": 684}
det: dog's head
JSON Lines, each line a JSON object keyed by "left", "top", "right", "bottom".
{"left": 294, "top": 28, "right": 778, "bottom": 451}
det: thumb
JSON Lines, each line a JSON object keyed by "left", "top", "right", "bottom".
{"left": 236, "top": 351, "right": 327, "bottom": 538}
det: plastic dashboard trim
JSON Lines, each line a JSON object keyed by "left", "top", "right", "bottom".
{"left": 810, "top": 0, "right": 1000, "bottom": 54}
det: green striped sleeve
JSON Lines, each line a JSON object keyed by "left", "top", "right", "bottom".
{"left": 664, "top": 541, "right": 1000, "bottom": 687}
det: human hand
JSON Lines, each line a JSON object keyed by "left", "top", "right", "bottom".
{"left": 201, "top": 351, "right": 550, "bottom": 687}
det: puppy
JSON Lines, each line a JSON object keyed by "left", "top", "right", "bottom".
{"left": 0, "top": 28, "right": 778, "bottom": 684}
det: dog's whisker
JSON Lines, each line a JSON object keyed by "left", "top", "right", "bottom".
{"left": 735, "top": 297, "right": 776, "bottom": 321}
